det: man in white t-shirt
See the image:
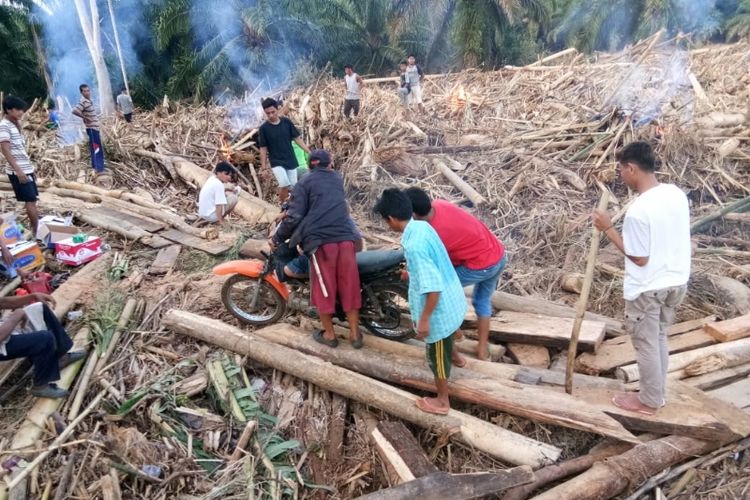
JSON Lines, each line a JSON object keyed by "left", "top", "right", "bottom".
{"left": 198, "top": 162, "right": 239, "bottom": 224}
{"left": 405, "top": 55, "right": 424, "bottom": 112}
{"left": 343, "top": 65, "right": 364, "bottom": 118}
{"left": 593, "top": 141, "right": 690, "bottom": 415}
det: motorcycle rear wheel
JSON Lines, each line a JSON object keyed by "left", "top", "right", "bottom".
{"left": 362, "top": 283, "right": 414, "bottom": 341}
{"left": 221, "top": 274, "right": 286, "bottom": 326}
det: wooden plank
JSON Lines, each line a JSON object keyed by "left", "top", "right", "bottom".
{"left": 705, "top": 313, "right": 750, "bottom": 342}
{"left": 669, "top": 315, "right": 718, "bottom": 335}
{"left": 708, "top": 376, "right": 750, "bottom": 410}
{"left": 96, "top": 206, "right": 166, "bottom": 233}
{"left": 464, "top": 311, "right": 606, "bottom": 352}
{"left": 577, "top": 328, "right": 716, "bottom": 375}
{"left": 371, "top": 421, "right": 438, "bottom": 485}
{"left": 148, "top": 244, "right": 181, "bottom": 275}
{"left": 682, "top": 361, "right": 750, "bottom": 391}
{"left": 507, "top": 343, "right": 550, "bottom": 368}
{"left": 357, "top": 467, "right": 535, "bottom": 500}
{"left": 672, "top": 380, "right": 750, "bottom": 438}
{"left": 575, "top": 386, "right": 747, "bottom": 442}
{"left": 159, "top": 228, "right": 235, "bottom": 256}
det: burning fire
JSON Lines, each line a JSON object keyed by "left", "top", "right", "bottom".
{"left": 219, "top": 136, "right": 233, "bottom": 162}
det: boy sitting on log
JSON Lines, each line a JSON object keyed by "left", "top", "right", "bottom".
{"left": 0, "top": 294, "right": 85, "bottom": 398}
{"left": 198, "top": 162, "right": 239, "bottom": 224}
{"left": 374, "top": 188, "right": 466, "bottom": 415}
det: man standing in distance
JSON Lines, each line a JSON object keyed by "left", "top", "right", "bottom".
{"left": 116, "top": 87, "right": 134, "bottom": 123}
{"left": 343, "top": 65, "right": 364, "bottom": 118}
{"left": 258, "top": 98, "right": 310, "bottom": 203}
{"left": 0, "top": 97, "right": 40, "bottom": 237}
{"left": 593, "top": 142, "right": 690, "bottom": 415}
{"left": 405, "top": 187, "right": 507, "bottom": 361}
{"left": 405, "top": 55, "right": 425, "bottom": 112}
{"left": 72, "top": 84, "right": 106, "bottom": 173}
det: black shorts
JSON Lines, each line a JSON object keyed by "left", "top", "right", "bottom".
{"left": 7, "top": 173, "right": 39, "bottom": 202}
{"left": 123, "top": 113, "right": 133, "bottom": 123}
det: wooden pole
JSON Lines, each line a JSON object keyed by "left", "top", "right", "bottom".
{"left": 565, "top": 191, "right": 609, "bottom": 394}
{"left": 432, "top": 158, "right": 486, "bottom": 206}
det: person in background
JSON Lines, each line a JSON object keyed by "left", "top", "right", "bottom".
{"left": 405, "top": 187, "right": 507, "bottom": 361}
{"left": 593, "top": 142, "right": 690, "bottom": 415}
{"left": 343, "top": 64, "right": 364, "bottom": 118}
{"left": 258, "top": 97, "right": 310, "bottom": 203}
{"left": 271, "top": 150, "right": 363, "bottom": 349}
{"left": 405, "top": 54, "right": 425, "bottom": 112}
{"left": 46, "top": 100, "right": 60, "bottom": 130}
{"left": 398, "top": 61, "right": 410, "bottom": 106}
{"left": 0, "top": 97, "right": 40, "bottom": 237}
{"left": 72, "top": 84, "right": 106, "bottom": 173}
{"left": 0, "top": 292, "right": 85, "bottom": 398}
{"left": 198, "top": 162, "right": 239, "bottom": 224}
{"left": 374, "top": 188, "right": 466, "bottom": 415}
{"left": 116, "top": 87, "right": 134, "bottom": 123}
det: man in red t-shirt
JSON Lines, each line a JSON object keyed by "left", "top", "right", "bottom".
{"left": 405, "top": 188, "right": 507, "bottom": 360}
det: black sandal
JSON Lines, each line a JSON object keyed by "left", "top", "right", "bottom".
{"left": 312, "top": 329, "right": 338, "bottom": 348}
{"left": 350, "top": 332, "right": 364, "bottom": 350}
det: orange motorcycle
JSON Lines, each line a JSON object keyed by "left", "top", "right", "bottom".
{"left": 213, "top": 249, "right": 413, "bottom": 341}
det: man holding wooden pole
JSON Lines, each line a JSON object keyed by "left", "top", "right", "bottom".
{"left": 592, "top": 142, "right": 690, "bottom": 415}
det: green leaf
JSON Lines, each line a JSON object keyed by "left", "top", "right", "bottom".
{"left": 264, "top": 439, "right": 301, "bottom": 460}
{"left": 233, "top": 387, "right": 257, "bottom": 400}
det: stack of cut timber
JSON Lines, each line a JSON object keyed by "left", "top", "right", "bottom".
{"left": 576, "top": 316, "right": 718, "bottom": 375}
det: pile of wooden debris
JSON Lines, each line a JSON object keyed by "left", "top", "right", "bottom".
{"left": 0, "top": 32, "right": 750, "bottom": 499}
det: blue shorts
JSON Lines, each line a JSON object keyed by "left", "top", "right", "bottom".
{"left": 285, "top": 254, "right": 309, "bottom": 276}
{"left": 455, "top": 253, "right": 508, "bottom": 318}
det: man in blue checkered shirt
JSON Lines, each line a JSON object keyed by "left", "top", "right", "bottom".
{"left": 374, "top": 188, "right": 467, "bottom": 415}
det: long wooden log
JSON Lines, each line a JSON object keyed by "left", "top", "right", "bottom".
{"left": 75, "top": 210, "right": 172, "bottom": 248}
{"left": 248, "top": 322, "right": 637, "bottom": 442}
{"left": 617, "top": 337, "right": 750, "bottom": 382}
{"left": 433, "top": 158, "right": 486, "bottom": 206}
{"left": 357, "top": 468, "right": 535, "bottom": 500}
{"left": 485, "top": 291, "right": 624, "bottom": 334}
{"left": 101, "top": 197, "right": 216, "bottom": 240}
{"left": 162, "top": 309, "right": 561, "bottom": 467}
{"left": 530, "top": 435, "right": 718, "bottom": 500}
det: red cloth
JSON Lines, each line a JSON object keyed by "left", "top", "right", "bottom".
{"left": 429, "top": 200, "right": 504, "bottom": 270}
{"left": 310, "top": 241, "right": 361, "bottom": 314}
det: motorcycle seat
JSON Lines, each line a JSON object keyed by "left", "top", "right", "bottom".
{"left": 356, "top": 249, "right": 404, "bottom": 276}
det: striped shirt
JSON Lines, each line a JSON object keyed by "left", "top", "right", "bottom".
{"left": 75, "top": 97, "right": 100, "bottom": 129}
{"left": 401, "top": 219, "right": 467, "bottom": 343}
{"left": 0, "top": 118, "right": 34, "bottom": 175}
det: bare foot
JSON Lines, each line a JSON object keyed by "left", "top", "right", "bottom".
{"left": 611, "top": 392, "right": 658, "bottom": 415}
{"left": 476, "top": 344, "right": 489, "bottom": 361}
{"left": 452, "top": 352, "right": 466, "bottom": 368}
{"left": 415, "top": 396, "right": 449, "bottom": 415}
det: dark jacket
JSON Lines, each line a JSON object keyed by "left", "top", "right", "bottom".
{"left": 273, "top": 168, "right": 358, "bottom": 253}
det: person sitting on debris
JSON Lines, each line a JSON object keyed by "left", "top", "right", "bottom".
{"left": 198, "top": 162, "right": 239, "bottom": 224}
{"left": 405, "top": 187, "right": 507, "bottom": 361}
{"left": 258, "top": 97, "right": 311, "bottom": 204}
{"left": 271, "top": 149, "right": 363, "bottom": 349}
{"left": 0, "top": 96, "right": 41, "bottom": 238}
{"left": 0, "top": 293, "right": 85, "bottom": 398}
{"left": 593, "top": 141, "right": 690, "bottom": 415}
{"left": 374, "top": 188, "right": 466, "bottom": 415}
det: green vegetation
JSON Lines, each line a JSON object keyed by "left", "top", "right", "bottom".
{"left": 1, "top": 0, "right": 749, "bottom": 103}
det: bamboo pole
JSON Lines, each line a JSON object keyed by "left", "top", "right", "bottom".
{"left": 565, "top": 191, "right": 609, "bottom": 394}
{"left": 106, "top": 0, "right": 129, "bottom": 94}
{"left": 94, "top": 298, "right": 137, "bottom": 375}
{"left": 433, "top": 158, "right": 486, "bottom": 206}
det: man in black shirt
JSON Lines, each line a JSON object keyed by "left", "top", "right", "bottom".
{"left": 258, "top": 98, "right": 311, "bottom": 203}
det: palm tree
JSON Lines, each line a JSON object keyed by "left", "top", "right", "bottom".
{"left": 550, "top": 0, "right": 724, "bottom": 52}
{"left": 0, "top": 3, "right": 47, "bottom": 100}
{"left": 726, "top": 0, "right": 750, "bottom": 40}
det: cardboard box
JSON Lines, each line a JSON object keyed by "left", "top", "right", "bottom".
{"left": 0, "top": 213, "right": 21, "bottom": 246}
{"left": 36, "top": 216, "right": 80, "bottom": 249}
{"left": 55, "top": 235, "right": 102, "bottom": 266}
{"left": 0, "top": 241, "right": 45, "bottom": 278}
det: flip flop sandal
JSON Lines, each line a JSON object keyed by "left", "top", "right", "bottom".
{"left": 611, "top": 394, "right": 656, "bottom": 415}
{"left": 415, "top": 397, "right": 450, "bottom": 415}
{"left": 312, "top": 329, "right": 338, "bottom": 348}
{"left": 350, "top": 332, "right": 364, "bottom": 350}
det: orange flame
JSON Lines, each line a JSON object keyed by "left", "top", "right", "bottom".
{"left": 219, "top": 137, "right": 233, "bottom": 162}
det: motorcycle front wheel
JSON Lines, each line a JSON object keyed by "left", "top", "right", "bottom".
{"left": 362, "top": 283, "right": 414, "bottom": 342}
{"left": 221, "top": 274, "right": 286, "bottom": 326}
